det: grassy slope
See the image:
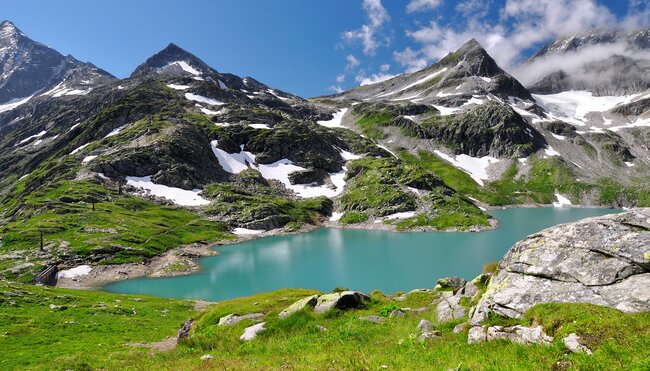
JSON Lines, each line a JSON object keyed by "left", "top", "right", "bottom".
{"left": 1, "top": 281, "right": 648, "bottom": 370}
{"left": 400, "top": 150, "right": 650, "bottom": 207}
{"left": 0, "top": 179, "right": 234, "bottom": 281}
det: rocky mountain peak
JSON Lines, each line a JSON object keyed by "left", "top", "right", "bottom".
{"left": 130, "top": 42, "right": 216, "bottom": 79}
{"left": 440, "top": 38, "right": 503, "bottom": 77}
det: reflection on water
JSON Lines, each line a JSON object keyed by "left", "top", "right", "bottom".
{"left": 104, "top": 208, "right": 619, "bottom": 301}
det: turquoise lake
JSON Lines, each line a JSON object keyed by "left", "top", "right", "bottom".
{"left": 103, "top": 208, "right": 619, "bottom": 301}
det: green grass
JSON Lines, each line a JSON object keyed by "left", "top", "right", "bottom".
{"left": 0, "top": 180, "right": 234, "bottom": 280}
{"left": 2, "top": 281, "right": 647, "bottom": 370}
{"left": 202, "top": 183, "right": 332, "bottom": 226}
{"left": 394, "top": 192, "right": 491, "bottom": 231}
{"left": 339, "top": 211, "right": 369, "bottom": 225}
{"left": 340, "top": 157, "right": 416, "bottom": 215}
{"left": 0, "top": 280, "right": 200, "bottom": 370}
{"left": 353, "top": 110, "right": 393, "bottom": 139}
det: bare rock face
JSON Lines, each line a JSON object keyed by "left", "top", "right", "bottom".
{"left": 470, "top": 209, "right": 650, "bottom": 325}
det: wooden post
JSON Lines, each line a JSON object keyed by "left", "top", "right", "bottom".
{"left": 39, "top": 230, "right": 44, "bottom": 251}
{"left": 91, "top": 197, "right": 95, "bottom": 211}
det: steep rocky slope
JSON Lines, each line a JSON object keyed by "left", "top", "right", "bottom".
{"left": 0, "top": 21, "right": 114, "bottom": 107}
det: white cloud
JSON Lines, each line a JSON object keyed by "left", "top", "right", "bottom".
{"left": 355, "top": 72, "right": 397, "bottom": 86}
{"left": 380, "top": 64, "right": 391, "bottom": 72}
{"left": 624, "top": 0, "right": 650, "bottom": 29}
{"left": 328, "top": 85, "right": 344, "bottom": 93}
{"left": 345, "top": 54, "right": 360, "bottom": 72}
{"left": 406, "top": 0, "right": 443, "bottom": 13}
{"left": 343, "top": 0, "right": 390, "bottom": 56}
{"left": 395, "top": 0, "right": 623, "bottom": 73}
{"left": 336, "top": 74, "right": 345, "bottom": 83}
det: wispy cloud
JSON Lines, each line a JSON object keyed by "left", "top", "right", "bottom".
{"left": 355, "top": 72, "right": 397, "bottom": 86}
{"left": 343, "top": 0, "right": 391, "bottom": 56}
{"left": 406, "top": 0, "right": 443, "bottom": 13}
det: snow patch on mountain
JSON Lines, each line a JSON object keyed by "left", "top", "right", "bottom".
{"left": 167, "top": 84, "right": 191, "bottom": 90}
{"left": 434, "top": 150, "right": 500, "bottom": 186}
{"left": 533, "top": 91, "right": 640, "bottom": 126}
{"left": 185, "top": 93, "right": 224, "bottom": 106}
{"left": 126, "top": 176, "right": 210, "bottom": 206}
{"left": 17, "top": 130, "right": 47, "bottom": 145}
{"left": 317, "top": 108, "right": 348, "bottom": 128}
{"left": 0, "top": 95, "right": 32, "bottom": 113}
{"left": 210, "top": 141, "right": 357, "bottom": 198}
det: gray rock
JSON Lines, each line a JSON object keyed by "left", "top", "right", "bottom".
{"left": 389, "top": 310, "right": 405, "bottom": 318}
{"left": 200, "top": 354, "right": 214, "bottom": 360}
{"left": 468, "top": 325, "right": 553, "bottom": 345}
{"left": 316, "top": 325, "right": 327, "bottom": 332}
{"left": 218, "top": 313, "right": 264, "bottom": 326}
{"left": 563, "top": 333, "right": 593, "bottom": 355}
{"left": 313, "top": 291, "right": 370, "bottom": 313}
{"left": 471, "top": 209, "right": 650, "bottom": 325}
{"left": 240, "top": 322, "right": 266, "bottom": 341}
{"left": 436, "top": 277, "right": 467, "bottom": 291}
{"left": 177, "top": 319, "right": 194, "bottom": 343}
{"left": 467, "top": 326, "right": 487, "bottom": 344}
{"left": 453, "top": 323, "right": 467, "bottom": 334}
{"left": 359, "top": 316, "right": 384, "bottom": 324}
{"left": 417, "top": 320, "right": 434, "bottom": 333}
{"left": 278, "top": 295, "right": 319, "bottom": 319}
{"left": 436, "top": 291, "right": 467, "bottom": 323}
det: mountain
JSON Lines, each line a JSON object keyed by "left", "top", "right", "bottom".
{"left": 0, "top": 20, "right": 114, "bottom": 107}
{"left": 0, "top": 21, "right": 649, "bottom": 284}
{"left": 330, "top": 39, "right": 533, "bottom": 105}
{"left": 524, "top": 28, "right": 650, "bottom": 96}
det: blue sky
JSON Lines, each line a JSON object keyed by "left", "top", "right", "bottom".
{"left": 1, "top": 0, "right": 647, "bottom": 97}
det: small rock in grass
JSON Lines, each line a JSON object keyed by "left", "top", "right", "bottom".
{"left": 316, "top": 325, "right": 327, "bottom": 332}
{"left": 389, "top": 310, "right": 405, "bottom": 318}
{"left": 359, "top": 316, "right": 384, "bottom": 324}
{"left": 416, "top": 320, "right": 434, "bottom": 333}
{"left": 563, "top": 333, "right": 593, "bottom": 355}
{"left": 240, "top": 322, "right": 266, "bottom": 341}
{"left": 453, "top": 322, "right": 467, "bottom": 334}
{"left": 200, "top": 354, "right": 214, "bottom": 360}
{"left": 133, "top": 298, "right": 144, "bottom": 302}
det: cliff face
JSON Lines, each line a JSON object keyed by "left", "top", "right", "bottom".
{"left": 470, "top": 208, "right": 650, "bottom": 325}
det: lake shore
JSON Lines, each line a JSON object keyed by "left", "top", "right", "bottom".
{"left": 56, "top": 204, "right": 614, "bottom": 291}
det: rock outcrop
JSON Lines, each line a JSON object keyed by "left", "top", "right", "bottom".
{"left": 279, "top": 291, "right": 370, "bottom": 318}
{"left": 470, "top": 209, "right": 650, "bottom": 325}
{"left": 468, "top": 325, "right": 553, "bottom": 345}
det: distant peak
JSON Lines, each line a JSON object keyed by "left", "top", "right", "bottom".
{"left": 0, "top": 20, "right": 22, "bottom": 37}
{"left": 458, "top": 38, "right": 485, "bottom": 53}
{"left": 130, "top": 42, "right": 217, "bottom": 78}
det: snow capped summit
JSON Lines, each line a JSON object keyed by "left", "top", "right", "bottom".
{"left": 130, "top": 43, "right": 216, "bottom": 79}
{"left": 0, "top": 20, "right": 114, "bottom": 106}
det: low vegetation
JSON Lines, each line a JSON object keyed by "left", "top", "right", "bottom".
{"left": 1, "top": 281, "right": 648, "bottom": 370}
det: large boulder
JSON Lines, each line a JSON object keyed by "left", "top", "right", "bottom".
{"left": 470, "top": 209, "right": 650, "bottom": 325}
{"left": 279, "top": 291, "right": 370, "bottom": 318}
{"left": 314, "top": 291, "right": 370, "bottom": 313}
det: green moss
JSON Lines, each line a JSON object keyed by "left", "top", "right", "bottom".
{"left": 339, "top": 211, "right": 368, "bottom": 225}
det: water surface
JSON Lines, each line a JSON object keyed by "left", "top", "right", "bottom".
{"left": 104, "top": 208, "right": 619, "bottom": 301}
